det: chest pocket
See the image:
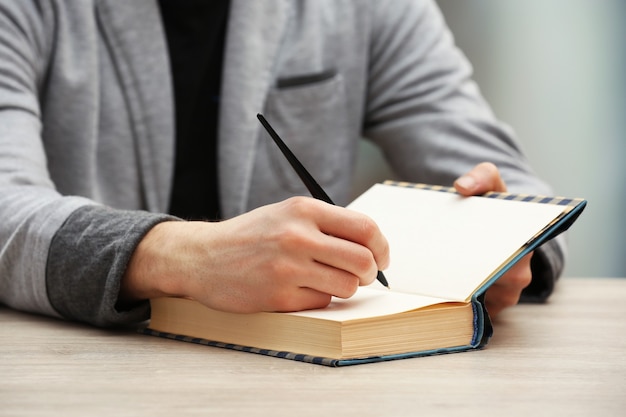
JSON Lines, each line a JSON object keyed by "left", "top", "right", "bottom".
{"left": 260, "top": 72, "right": 351, "bottom": 193}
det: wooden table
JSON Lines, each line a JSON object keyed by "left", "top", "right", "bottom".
{"left": 1, "top": 278, "right": 624, "bottom": 417}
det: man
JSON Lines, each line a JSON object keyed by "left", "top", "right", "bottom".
{"left": 0, "top": 0, "right": 564, "bottom": 327}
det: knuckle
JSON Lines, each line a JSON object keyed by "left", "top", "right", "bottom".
{"left": 273, "top": 224, "right": 309, "bottom": 250}
{"left": 353, "top": 251, "right": 376, "bottom": 278}
{"left": 357, "top": 216, "right": 378, "bottom": 242}
{"left": 266, "top": 288, "right": 294, "bottom": 311}
{"left": 510, "top": 270, "right": 533, "bottom": 289}
{"left": 282, "top": 196, "right": 316, "bottom": 217}
{"left": 334, "top": 275, "right": 360, "bottom": 298}
{"left": 378, "top": 241, "right": 391, "bottom": 269}
{"left": 266, "top": 258, "right": 298, "bottom": 281}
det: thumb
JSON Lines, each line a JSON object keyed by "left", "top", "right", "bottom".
{"left": 454, "top": 162, "right": 507, "bottom": 196}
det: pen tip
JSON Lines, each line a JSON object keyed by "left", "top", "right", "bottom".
{"left": 376, "top": 270, "right": 390, "bottom": 289}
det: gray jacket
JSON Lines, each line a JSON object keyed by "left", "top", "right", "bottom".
{"left": 0, "top": 0, "right": 563, "bottom": 326}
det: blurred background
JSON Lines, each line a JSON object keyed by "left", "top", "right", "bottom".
{"left": 354, "top": 0, "right": 626, "bottom": 278}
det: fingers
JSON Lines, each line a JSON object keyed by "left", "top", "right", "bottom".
{"left": 277, "top": 197, "right": 390, "bottom": 276}
{"left": 453, "top": 162, "right": 530, "bottom": 317}
{"left": 260, "top": 232, "right": 364, "bottom": 300}
{"left": 264, "top": 198, "right": 390, "bottom": 309}
{"left": 454, "top": 162, "right": 507, "bottom": 196}
{"left": 484, "top": 253, "right": 533, "bottom": 317}
{"left": 310, "top": 234, "right": 380, "bottom": 287}
{"left": 316, "top": 204, "right": 390, "bottom": 271}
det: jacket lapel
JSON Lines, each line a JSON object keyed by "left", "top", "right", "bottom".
{"left": 218, "top": 0, "right": 291, "bottom": 218}
{"left": 96, "top": 0, "right": 174, "bottom": 213}
{"left": 97, "top": 0, "right": 290, "bottom": 217}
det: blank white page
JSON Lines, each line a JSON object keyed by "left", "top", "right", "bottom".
{"left": 347, "top": 184, "right": 565, "bottom": 301}
{"left": 287, "top": 287, "right": 450, "bottom": 322}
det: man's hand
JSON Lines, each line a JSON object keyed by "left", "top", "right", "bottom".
{"left": 120, "top": 197, "right": 390, "bottom": 314}
{"left": 454, "top": 162, "right": 533, "bottom": 317}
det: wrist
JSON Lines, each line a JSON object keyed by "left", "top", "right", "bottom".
{"left": 120, "top": 221, "right": 185, "bottom": 303}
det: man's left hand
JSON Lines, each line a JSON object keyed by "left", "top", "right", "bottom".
{"left": 454, "top": 162, "right": 533, "bottom": 317}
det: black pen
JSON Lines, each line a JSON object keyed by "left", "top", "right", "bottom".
{"left": 257, "top": 113, "right": 390, "bottom": 289}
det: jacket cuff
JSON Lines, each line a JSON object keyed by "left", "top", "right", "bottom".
{"left": 46, "top": 205, "right": 178, "bottom": 327}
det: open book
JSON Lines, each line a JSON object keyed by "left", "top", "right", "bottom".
{"left": 144, "top": 182, "right": 586, "bottom": 366}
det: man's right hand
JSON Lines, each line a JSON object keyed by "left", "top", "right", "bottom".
{"left": 119, "top": 196, "right": 390, "bottom": 313}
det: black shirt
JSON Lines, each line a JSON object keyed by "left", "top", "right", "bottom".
{"left": 158, "top": 0, "right": 230, "bottom": 220}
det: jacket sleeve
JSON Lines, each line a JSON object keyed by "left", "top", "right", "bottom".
{"left": 363, "top": 0, "right": 566, "bottom": 300}
{"left": 46, "top": 205, "right": 176, "bottom": 326}
{"left": 0, "top": 1, "right": 174, "bottom": 326}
